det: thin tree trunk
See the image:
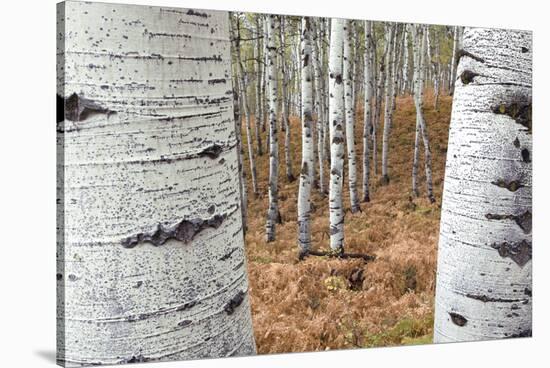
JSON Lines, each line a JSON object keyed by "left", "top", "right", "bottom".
{"left": 327, "top": 18, "right": 346, "bottom": 253}
{"left": 265, "top": 15, "right": 280, "bottom": 242}
{"left": 279, "top": 18, "right": 295, "bottom": 182}
{"left": 362, "top": 20, "right": 374, "bottom": 202}
{"left": 232, "top": 74, "right": 248, "bottom": 232}
{"left": 57, "top": 3, "right": 256, "bottom": 364}
{"left": 434, "top": 28, "right": 532, "bottom": 342}
{"left": 381, "top": 23, "right": 395, "bottom": 184}
{"left": 312, "top": 18, "right": 326, "bottom": 195}
{"left": 297, "top": 17, "right": 314, "bottom": 257}
{"left": 434, "top": 28, "right": 441, "bottom": 111}
{"left": 343, "top": 20, "right": 360, "bottom": 213}
{"left": 254, "top": 15, "right": 264, "bottom": 155}
{"left": 234, "top": 15, "right": 259, "bottom": 197}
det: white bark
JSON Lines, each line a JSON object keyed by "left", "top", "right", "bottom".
{"left": 449, "top": 25, "right": 459, "bottom": 95}
{"left": 362, "top": 21, "right": 374, "bottom": 202}
{"left": 328, "top": 18, "right": 345, "bottom": 252}
{"left": 434, "top": 28, "right": 532, "bottom": 342}
{"left": 297, "top": 17, "right": 314, "bottom": 257}
{"left": 312, "top": 19, "right": 326, "bottom": 195}
{"left": 410, "top": 25, "right": 435, "bottom": 202}
{"left": 381, "top": 24, "right": 395, "bottom": 184}
{"left": 254, "top": 15, "right": 264, "bottom": 155}
{"left": 233, "top": 15, "right": 259, "bottom": 197}
{"left": 343, "top": 20, "right": 360, "bottom": 213}
{"left": 265, "top": 15, "right": 280, "bottom": 242}
{"left": 57, "top": 2, "right": 256, "bottom": 365}
{"left": 280, "top": 18, "right": 295, "bottom": 182}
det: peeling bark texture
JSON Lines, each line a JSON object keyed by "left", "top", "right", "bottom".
{"left": 434, "top": 28, "right": 532, "bottom": 342}
{"left": 265, "top": 15, "right": 280, "bottom": 242}
{"left": 297, "top": 17, "right": 314, "bottom": 257}
{"left": 328, "top": 18, "right": 345, "bottom": 253}
{"left": 57, "top": 2, "right": 256, "bottom": 366}
{"left": 343, "top": 20, "right": 360, "bottom": 213}
{"left": 362, "top": 20, "right": 373, "bottom": 203}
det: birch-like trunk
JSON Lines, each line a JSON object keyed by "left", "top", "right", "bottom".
{"left": 312, "top": 19, "right": 326, "bottom": 195}
{"left": 343, "top": 20, "right": 360, "bottom": 213}
{"left": 434, "top": 28, "right": 532, "bottom": 342}
{"left": 254, "top": 15, "right": 264, "bottom": 155}
{"left": 280, "top": 18, "right": 295, "bottom": 182}
{"left": 381, "top": 24, "right": 395, "bottom": 184}
{"left": 297, "top": 17, "right": 314, "bottom": 257}
{"left": 401, "top": 27, "right": 409, "bottom": 95}
{"left": 410, "top": 25, "right": 435, "bottom": 202}
{"left": 57, "top": 3, "right": 256, "bottom": 365}
{"left": 265, "top": 15, "right": 280, "bottom": 242}
{"left": 233, "top": 15, "right": 259, "bottom": 197}
{"left": 362, "top": 20, "right": 374, "bottom": 202}
{"left": 328, "top": 18, "right": 345, "bottom": 253}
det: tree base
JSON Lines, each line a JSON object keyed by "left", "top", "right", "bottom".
{"left": 379, "top": 175, "right": 390, "bottom": 186}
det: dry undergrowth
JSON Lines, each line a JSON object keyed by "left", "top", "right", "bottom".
{"left": 241, "top": 91, "right": 451, "bottom": 354}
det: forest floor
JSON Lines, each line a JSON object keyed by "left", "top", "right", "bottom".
{"left": 241, "top": 91, "right": 452, "bottom": 354}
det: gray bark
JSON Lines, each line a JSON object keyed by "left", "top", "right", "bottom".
{"left": 362, "top": 20, "right": 374, "bottom": 202}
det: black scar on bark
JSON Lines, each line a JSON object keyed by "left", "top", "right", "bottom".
{"left": 524, "top": 288, "right": 532, "bottom": 297}
{"left": 177, "top": 320, "right": 192, "bottom": 328}
{"left": 507, "top": 329, "right": 532, "bottom": 338}
{"left": 460, "top": 70, "right": 479, "bottom": 85}
{"left": 218, "top": 247, "right": 238, "bottom": 261}
{"left": 491, "top": 179, "right": 524, "bottom": 192}
{"left": 513, "top": 137, "right": 521, "bottom": 148}
{"left": 198, "top": 144, "right": 223, "bottom": 159}
{"left": 332, "top": 136, "right": 344, "bottom": 144}
{"left": 303, "top": 53, "right": 310, "bottom": 67}
{"left": 335, "top": 74, "right": 343, "bottom": 84}
{"left": 485, "top": 211, "right": 531, "bottom": 234}
{"left": 492, "top": 100, "right": 532, "bottom": 133}
{"left": 491, "top": 239, "right": 532, "bottom": 267}
{"left": 449, "top": 312, "right": 468, "bottom": 327}
{"left": 521, "top": 148, "right": 531, "bottom": 163}
{"left": 121, "top": 215, "right": 225, "bottom": 248}
{"left": 224, "top": 290, "right": 245, "bottom": 315}
{"left": 465, "top": 293, "right": 526, "bottom": 303}
{"left": 456, "top": 49, "right": 485, "bottom": 63}
{"left": 301, "top": 161, "right": 309, "bottom": 175}
{"left": 186, "top": 9, "right": 208, "bottom": 18}
{"left": 62, "top": 92, "right": 116, "bottom": 122}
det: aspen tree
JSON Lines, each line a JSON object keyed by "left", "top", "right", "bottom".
{"left": 57, "top": 3, "right": 256, "bottom": 364}
{"left": 434, "top": 28, "right": 532, "bottom": 342}
{"left": 265, "top": 15, "right": 281, "bottom": 242}
{"left": 327, "top": 18, "right": 346, "bottom": 252}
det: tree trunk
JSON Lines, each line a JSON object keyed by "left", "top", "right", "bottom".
{"left": 362, "top": 20, "right": 374, "bottom": 202}
{"left": 297, "top": 17, "right": 314, "bottom": 257}
{"left": 232, "top": 74, "right": 248, "bottom": 233}
{"left": 381, "top": 24, "right": 396, "bottom": 184}
{"left": 233, "top": 15, "right": 259, "bottom": 197}
{"left": 57, "top": 3, "right": 256, "bottom": 365}
{"left": 312, "top": 18, "right": 326, "bottom": 195}
{"left": 254, "top": 15, "right": 264, "bottom": 155}
{"left": 343, "top": 20, "right": 360, "bottom": 213}
{"left": 279, "top": 18, "right": 295, "bottom": 182}
{"left": 327, "top": 18, "right": 346, "bottom": 253}
{"left": 265, "top": 15, "right": 280, "bottom": 242}
{"left": 434, "top": 28, "right": 532, "bottom": 342}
